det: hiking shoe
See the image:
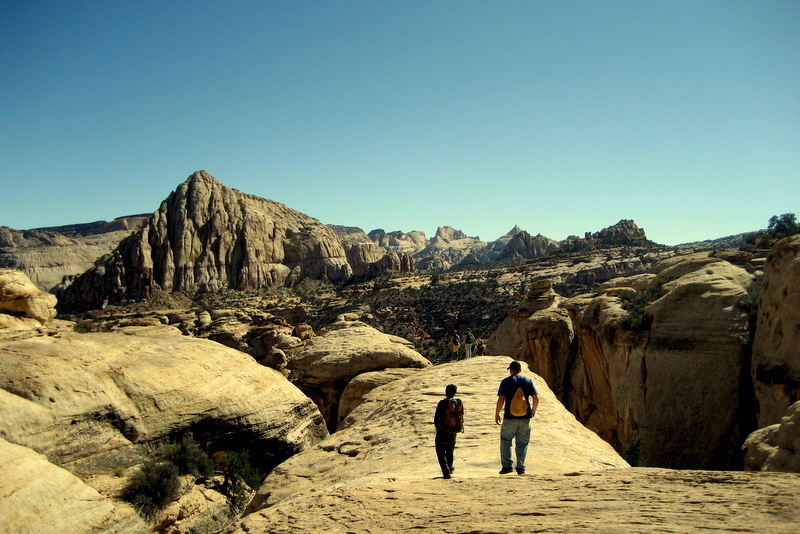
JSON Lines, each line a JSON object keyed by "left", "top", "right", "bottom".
{"left": 499, "top": 467, "right": 514, "bottom": 474}
{"left": 516, "top": 468, "right": 525, "bottom": 475}
{"left": 443, "top": 472, "right": 451, "bottom": 479}
{"left": 449, "top": 466, "right": 455, "bottom": 474}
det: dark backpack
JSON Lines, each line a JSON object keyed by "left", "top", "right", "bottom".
{"left": 443, "top": 398, "right": 464, "bottom": 433}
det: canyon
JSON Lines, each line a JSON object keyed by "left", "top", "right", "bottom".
{"left": 0, "top": 171, "right": 798, "bottom": 533}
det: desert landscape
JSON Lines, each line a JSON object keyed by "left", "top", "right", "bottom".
{"left": 1, "top": 172, "right": 798, "bottom": 533}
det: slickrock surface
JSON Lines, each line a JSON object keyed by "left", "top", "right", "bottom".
{"left": 235, "top": 468, "right": 800, "bottom": 534}
{"left": 232, "top": 356, "right": 800, "bottom": 534}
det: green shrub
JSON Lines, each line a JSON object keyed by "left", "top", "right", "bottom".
{"left": 157, "top": 434, "right": 214, "bottom": 477}
{"left": 619, "top": 288, "right": 660, "bottom": 333}
{"left": 122, "top": 460, "right": 180, "bottom": 519}
{"left": 221, "top": 450, "right": 262, "bottom": 510}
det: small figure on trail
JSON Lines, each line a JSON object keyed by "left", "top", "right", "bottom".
{"left": 433, "top": 384, "right": 464, "bottom": 479}
{"left": 495, "top": 361, "right": 539, "bottom": 475}
{"left": 473, "top": 338, "right": 486, "bottom": 356}
{"left": 450, "top": 332, "right": 461, "bottom": 358}
{"left": 463, "top": 331, "right": 476, "bottom": 358}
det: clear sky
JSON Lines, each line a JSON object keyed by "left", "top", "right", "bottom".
{"left": 1, "top": 1, "right": 798, "bottom": 246}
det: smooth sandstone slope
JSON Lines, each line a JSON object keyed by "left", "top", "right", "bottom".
{"left": 233, "top": 356, "right": 800, "bottom": 534}
{"left": 239, "top": 357, "right": 627, "bottom": 519}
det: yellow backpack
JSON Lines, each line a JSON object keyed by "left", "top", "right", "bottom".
{"left": 509, "top": 386, "right": 529, "bottom": 417}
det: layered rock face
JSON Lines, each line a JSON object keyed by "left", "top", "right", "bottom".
{"left": 489, "top": 252, "right": 756, "bottom": 469}
{"left": 56, "top": 172, "right": 411, "bottom": 312}
{"left": 0, "top": 320, "right": 328, "bottom": 532}
{"left": 0, "top": 216, "right": 148, "bottom": 291}
{"left": 752, "top": 235, "right": 800, "bottom": 427}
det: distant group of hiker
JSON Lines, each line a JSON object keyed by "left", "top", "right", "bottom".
{"left": 450, "top": 330, "right": 486, "bottom": 358}
{"left": 433, "top": 360, "right": 539, "bottom": 479}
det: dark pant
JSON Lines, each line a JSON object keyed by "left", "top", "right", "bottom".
{"left": 435, "top": 429, "right": 457, "bottom": 476}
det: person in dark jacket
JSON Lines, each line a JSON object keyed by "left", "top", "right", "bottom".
{"left": 433, "top": 384, "right": 463, "bottom": 479}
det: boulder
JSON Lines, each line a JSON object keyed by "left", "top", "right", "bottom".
{"left": 743, "top": 401, "right": 800, "bottom": 472}
{"left": 752, "top": 235, "right": 800, "bottom": 427}
{"left": 0, "top": 268, "right": 57, "bottom": 323}
{"left": 287, "top": 321, "right": 431, "bottom": 430}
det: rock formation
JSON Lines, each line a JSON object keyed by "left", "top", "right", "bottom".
{"left": 287, "top": 321, "right": 431, "bottom": 431}
{"left": 55, "top": 172, "right": 411, "bottom": 312}
{"left": 743, "top": 401, "right": 800, "bottom": 472}
{"left": 242, "top": 357, "right": 628, "bottom": 517}
{"left": 0, "top": 321, "right": 328, "bottom": 531}
{"left": 0, "top": 268, "right": 57, "bottom": 324}
{"left": 489, "top": 252, "right": 757, "bottom": 469}
{"left": 752, "top": 235, "right": 800, "bottom": 427}
{"left": 497, "top": 230, "right": 559, "bottom": 260}
{"left": 0, "top": 216, "right": 149, "bottom": 291}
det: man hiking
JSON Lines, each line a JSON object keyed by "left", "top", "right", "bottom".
{"left": 495, "top": 360, "right": 539, "bottom": 475}
{"left": 433, "top": 384, "right": 464, "bottom": 479}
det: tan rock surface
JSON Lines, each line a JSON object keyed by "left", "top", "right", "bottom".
{"left": 743, "top": 401, "right": 800, "bottom": 472}
{"left": 233, "top": 357, "right": 799, "bottom": 534}
{"left": 0, "top": 438, "right": 146, "bottom": 534}
{"left": 232, "top": 468, "right": 800, "bottom": 534}
{"left": 752, "top": 235, "right": 800, "bottom": 427}
{"left": 288, "top": 321, "right": 431, "bottom": 428}
{"left": 244, "top": 357, "right": 627, "bottom": 515}
{"left": 0, "top": 324, "right": 328, "bottom": 478}
{"left": 0, "top": 268, "right": 57, "bottom": 323}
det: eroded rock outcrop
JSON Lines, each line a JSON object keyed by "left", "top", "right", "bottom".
{"left": 55, "top": 172, "right": 411, "bottom": 312}
{"left": 0, "top": 216, "right": 149, "bottom": 291}
{"left": 0, "top": 438, "right": 146, "bottom": 534}
{"left": 0, "top": 322, "right": 328, "bottom": 531}
{"left": 752, "top": 235, "right": 800, "bottom": 427}
{"left": 287, "top": 321, "right": 431, "bottom": 430}
{"left": 489, "top": 252, "right": 756, "bottom": 469}
{"left": 743, "top": 401, "right": 800, "bottom": 472}
{"left": 0, "top": 268, "right": 57, "bottom": 324}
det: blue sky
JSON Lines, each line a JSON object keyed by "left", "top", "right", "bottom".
{"left": 1, "top": 1, "right": 798, "bottom": 245}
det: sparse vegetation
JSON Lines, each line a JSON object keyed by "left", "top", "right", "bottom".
{"left": 619, "top": 288, "right": 661, "bottom": 333}
{"left": 742, "top": 213, "right": 799, "bottom": 251}
{"left": 221, "top": 450, "right": 262, "bottom": 511}
{"left": 156, "top": 433, "right": 214, "bottom": 477}
{"left": 122, "top": 460, "right": 180, "bottom": 519}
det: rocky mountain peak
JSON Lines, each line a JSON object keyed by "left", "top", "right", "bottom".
{"left": 55, "top": 172, "right": 411, "bottom": 312}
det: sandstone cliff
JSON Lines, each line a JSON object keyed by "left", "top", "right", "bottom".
{"left": 0, "top": 215, "right": 148, "bottom": 291}
{"left": 752, "top": 234, "right": 800, "bottom": 427}
{"left": 55, "top": 172, "right": 411, "bottom": 312}
{"left": 488, "top": 252, "right": 757, "bottom": 469}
